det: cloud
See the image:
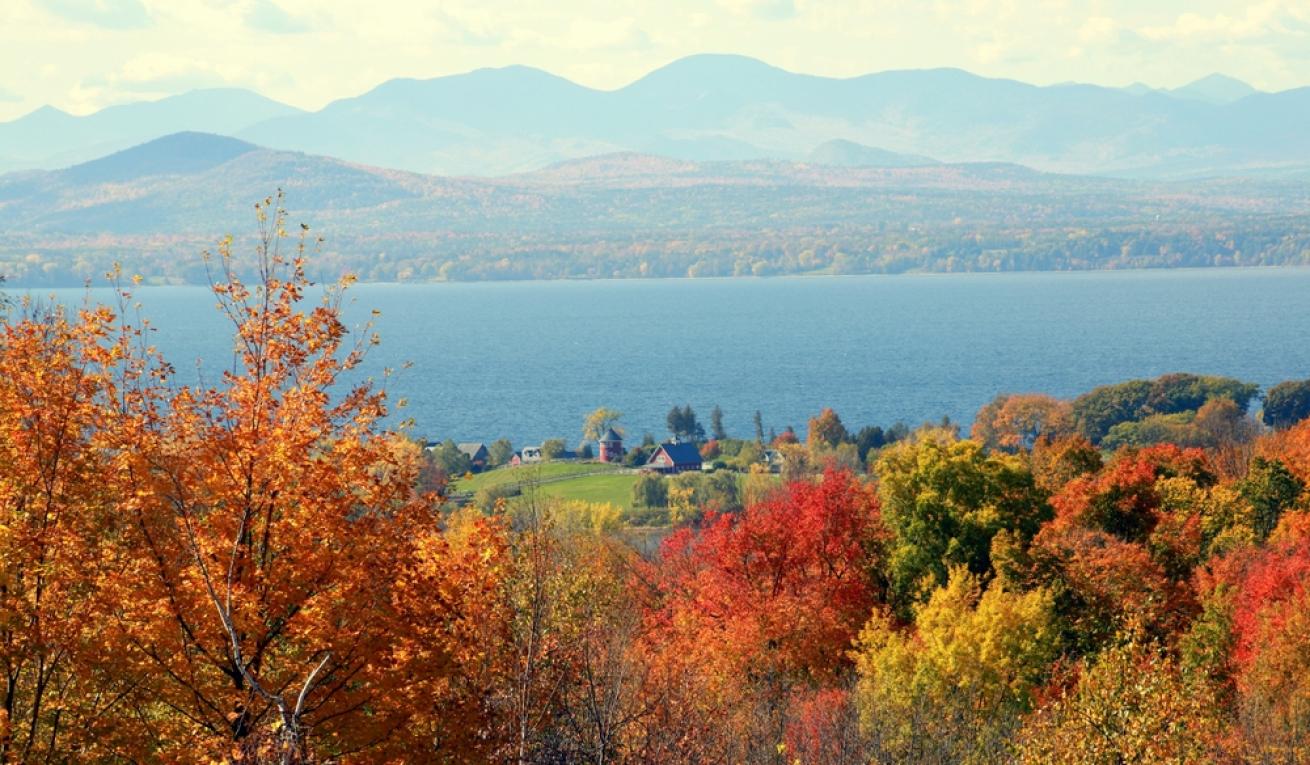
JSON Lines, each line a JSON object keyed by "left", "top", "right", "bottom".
{"left": 1138, "top": 1, "right": 1310, "bottom": 43}
{"left": 718, "top": 0, "right": 797, "bottom": 21}
{"left": 245, "top": 0, "right": 309, "bottom": 34}
{"left": 566, "top": 17, "right": 651, "bottom": 50}
{"left": 81, "top": 52, "right": 251, "bottom": 97}
{"left": 0, "top": 84, "right": 21, "bottom": 103}
{"left": 1078, "top": 16, "right": 1118, "bottom": 44}
{"left": 36, "top": 0, "right": 150, "bottom": 29}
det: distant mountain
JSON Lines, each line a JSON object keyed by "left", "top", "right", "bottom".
{"left": 807, "top": 139, "right": 938, "bottom": 168}
{"left": 0, "top": 89, "right": 301, "bottom": 172}
{"left": 5, "top": 57, "right": 1308, "bottom": 179}
{"left": 1168, "top": 74, "right": 1259, "bottom": 105}
{"left": 3, "top": 131, "right": 1310, "bottom": 287}
{"left": 233, "top": 55, "right": 1309, "bottom": 178}
{"left": 60, "top": 132, "right": 258, "bottom": 184}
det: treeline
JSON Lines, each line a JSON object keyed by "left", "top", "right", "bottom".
{"left": 7, "top": 219, "right": 1310, "bottom": 286}
{"left": 5, "top": 168, "right": 1310, "bottom": 286}
{"left": 5, "top": 211, "right": 1310, "bottom": 762}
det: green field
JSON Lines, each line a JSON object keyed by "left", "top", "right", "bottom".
{"left": 454, "top": 461, "right": 624, "bottom": 495}
{"left": 531, "top": 473, "right": 640, "bottom": 510}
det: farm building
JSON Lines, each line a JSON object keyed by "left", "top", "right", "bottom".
{"left": 457, "top": 442, "right": 490, "bottom": 471}
{"left": 598, "top": 428, "right": 624, "bottom": 463}
{"left": 643, "top": 442, "right": 702, "bottom": 474}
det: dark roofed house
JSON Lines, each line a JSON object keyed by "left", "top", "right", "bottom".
{"left": 643, "top": 441, "right": 702, "bottom": 474}
{"left": 457, "top": 442, "right": 490, "bottom": 472}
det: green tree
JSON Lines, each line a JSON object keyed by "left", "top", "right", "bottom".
{"left": 753, "top": 410, "right": 765, "bottom": 443}
{"left": 430, "top": 439, "right": 473, "bottom": 475}
{"left": 710, "top": 405, "right": 727, "bottom": 441}
{"left": 488, "top": 438, "right": 514, "bottom": 467}
{"left": 541, "top": 438, "right": 567, "bottom": 460}
{"left": 582, "top": 407, "right": 623, "bottom": 442}
{"left": 1240, "top": 457, "right": 1304, "bottom": 542}
{"left": 631, "top": 472, "right": 668, "bottom": 508}
{"left": 1264, "top": 379, "right": 1310, "bottom": 429}
{"left": 666, "top": 404, "right": 704, "bottom": 442}
{"left": 1072, "top": 373, "right": 1258, "bottom": 443}
{"left": 874, "top": 434, "right": 1050, "bottom": 612}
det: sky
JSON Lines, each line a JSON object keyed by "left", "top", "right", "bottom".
{"left": 2, "top": 0, "right": 1309, "bottom": 121}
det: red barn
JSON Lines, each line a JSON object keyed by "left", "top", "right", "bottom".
{"left": 643, "top": 442, "right": 702, "bottom": 474}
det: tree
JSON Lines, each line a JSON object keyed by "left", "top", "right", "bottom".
{"left": 806, "top": 407, "right": 849, "bottom": 450}
{"left": 1072, "top": 373, "right": 1259, "bottom": 443}
{"left": 874, "top": 434, "right": 1050, "bottom": 612}
{"left": 486, "top": 498, "right": 653, "bottom": 764}
{"left": 648, "top": 470, "right": 886, "bottom": 760}
{"left": 1264, "top": 378, "right": 1310, "bottom": 429}
{"left": 754, "top": 410, "right": 765, "bottom": 443}
{"left": 666, "top": 405, "right": 704, "bottom": 442}
{"left": 541, "top": 438, "right": 567, "bottom": 460}
{"left": 0, "top": 303, "right": 139, "bottom": 760}
{"left": 855, "top": 569, "right": 1059, "bottom": 763}
{"left": 971, "top": 394, "right": 1073, "bottom": 452}
{"left": 583, "top": 407, "right": 623, "bottom": 442}
{"left": 431, "top": 438, "right": 474, "bottom": 475}
{"left": 488, "top": 438, "right": 515, "bottom": 467}
{"left": 1017, "top": 641, "right": 1225, "bottom": 765}
{"left": 710, "top": 405, "right": 727, "bottom": 441}
{"left": 1240, "top": 457, "right": 1304, "bottom": 542}
{"left": 75, "top": 200, "right": 498, "bottom": 761}
{"left": 632, "top": 472, "right": 669, "bottom": 508}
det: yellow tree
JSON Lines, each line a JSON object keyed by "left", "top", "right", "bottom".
{"left": 854, "top": 568, "right": 1059, "bottom": 764}
{"left": 1017, "top": 641, "right": 1225, "bottom": 765}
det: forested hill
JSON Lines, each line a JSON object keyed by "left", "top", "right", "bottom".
{"left": 1, "top": 132, "right": 1309, "bottom": 286}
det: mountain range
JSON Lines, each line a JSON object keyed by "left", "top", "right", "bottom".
{"left": 2, "top": 55, "right": 1307, "bottom": 179}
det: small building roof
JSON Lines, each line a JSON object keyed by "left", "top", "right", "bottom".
{"left": 653, "top": 441, "right": 701, "bottom": 466}
{"left": 457, "top": 442, "right": 488, "bottom": 458}
{"left": 600, "top": 428, "right": 623, "bottom": 442}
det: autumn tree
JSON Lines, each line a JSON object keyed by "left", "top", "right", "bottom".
{"left": 806, "top": 407, "right": 849, "bottom": 450}
{"left": 646, "top": 469, "right": 886, "bottom": 762}
{"left": 971, "top": 393, "right": 1073, "bottom": 452}
{"left": 854, "top": 569, "right": 1059, "bottom": 764}
{"left": 100, "top": 198, "right": 477, "bottom": 761}
{"left": 874, "top": 433, "right": 1050, "bottom": 612}
{"left": 1017, "top": 641, "right": 1225, "bottom": 765}
{"left": 583, "top": 407, "right": 624, "bottom": 442}
{"left": 0, "top": 301, "right": 147, "bottom": 760}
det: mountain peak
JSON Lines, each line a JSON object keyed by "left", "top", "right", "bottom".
{"left": 1169, "top": 73, "right": 1259, "bottom": 104}
{"left": 59, "top": 131, "right": 258, "bottom": 184}
{"left": 626, "top": 53, "right": 789, "bottom": 88}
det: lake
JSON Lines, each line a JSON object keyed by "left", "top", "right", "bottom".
{"left": 20, "top": 267, "right": 1310, "bottom": 447}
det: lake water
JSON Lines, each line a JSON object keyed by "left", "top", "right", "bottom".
{"left": 20, "top": 268, "right": 1310, "bottom": 447}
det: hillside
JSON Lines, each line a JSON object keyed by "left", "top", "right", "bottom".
{"left": 3, "top": 131, "right": 1310, "bottom": 287}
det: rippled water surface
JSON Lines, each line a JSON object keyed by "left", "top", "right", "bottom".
{"left": 27, "top": 268, "right": 1310, "bottom": 445}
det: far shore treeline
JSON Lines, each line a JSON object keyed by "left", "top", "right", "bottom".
{"left": 3, "top": 203, "right": 1310, "bottom": 763}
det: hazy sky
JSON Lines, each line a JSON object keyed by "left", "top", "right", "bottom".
{"left": 3, "top": 0, "right": 1309, "bottom": 120}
